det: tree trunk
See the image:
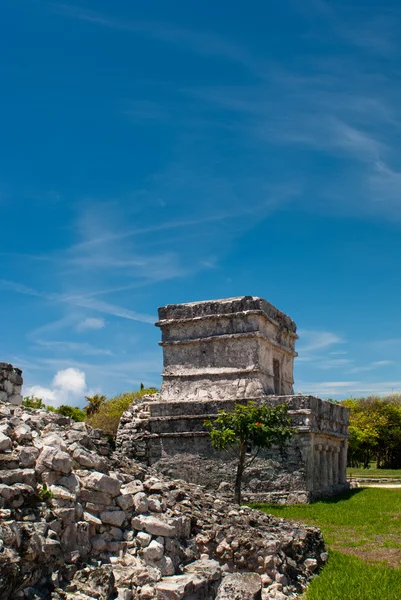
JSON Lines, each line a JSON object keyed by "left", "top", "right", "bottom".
{"left": 234, "top": 442, "right": 246, "bottom": 505}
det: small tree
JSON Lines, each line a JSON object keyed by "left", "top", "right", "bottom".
{"left": 204, "top": 401, "right": 292, "bottom": 504}
{"left": 84, "top": 394, "right": 107, "bottom": 417}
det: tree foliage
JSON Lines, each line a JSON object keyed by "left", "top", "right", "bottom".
{"left": 204, "top": 401, "right": 292, "bottom": 504}
{"left": 84, "top": 394, "right": 107, "bottom": 417}
{"left": 55, "top": 405, "right": 86, "bottom": 422}
{"left": 23, "top": 396, "right": 47, "bottom": 410}
{"left": 342, "top": 395, "right": 401, "bottom": 469}
{"left": 86, "top": 387, "right": 158, "bottom": 437}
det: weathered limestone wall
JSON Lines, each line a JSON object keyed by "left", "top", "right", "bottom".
{"left": 0, "top": 362, "right": 23, "bottom": 405}
{"left": 116, "top": 394, "right": 350, "bottom": 504}
{"left": 156, "top": 296, "right": 298, "bottom": 402}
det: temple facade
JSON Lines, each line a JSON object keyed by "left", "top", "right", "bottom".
{"left": 116, "top": 296, "right": 350, "bottom": 503}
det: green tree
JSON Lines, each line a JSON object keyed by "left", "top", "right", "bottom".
{"left": 342, "top": 396, "right": 401, "bottom": 469}
{"left": 84, "top": 394, "right": 107, "bottom": 417}
{"left": 204, "top": 401, "right": 292, "bottom": 504}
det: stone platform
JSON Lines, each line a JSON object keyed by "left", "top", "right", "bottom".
{"left": 116, "top": 394, "right": 350, "bottom": 503}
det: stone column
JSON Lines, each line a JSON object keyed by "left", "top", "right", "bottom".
{"left": 327, "top": 447, "right": 333, "bottom": 487}
{"left": 333, "top": 447, "right": 340, "bottom": 485}
{"left": 339, "top": 440, "right": 348, "bottom": 484}
{"left": 321, "top": 445, "right": 328, "bottom": 490}
{"left": 314, "top": 444, "right": 322, "bottom": 491}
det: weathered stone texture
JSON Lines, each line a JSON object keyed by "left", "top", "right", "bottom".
{"left": 156, "top": 296, "right": 298, "bottom": 402}
{"left": 0, "top": 363, "right": 23, "bottom": 406}
{"left": 116, "top": 296, "right": 350, "bottom": 503}
{"left": 0, "top": 399, "right": 326, "bottom": 599}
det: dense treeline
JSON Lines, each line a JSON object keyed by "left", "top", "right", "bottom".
{"left": 342, "top": 395, "right": 401, "bottom": 469}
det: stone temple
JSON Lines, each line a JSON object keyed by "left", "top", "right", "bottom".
{"left": 116, "top": 296, "right": 350, "bottom": 503}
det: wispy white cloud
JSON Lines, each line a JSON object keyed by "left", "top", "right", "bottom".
{"left": 297, "top": 329, "right": 344, "bottom": 353}
{"left": 34, "top": 340, "right": 112, "bottom": 356}
{"left": 51, "top": 3, "right": 259, "bottom": 71}
{"left": 346, "top": 360, "right": 394, "bottom": 374}
{"left": 76, "top": 317, "right": 105, "bottom": 332}
{"left": 297, "top": 379, "right": 401, "bottom": 398}
{"left": 0, "top": 279, "right": 155, "bottom": 323}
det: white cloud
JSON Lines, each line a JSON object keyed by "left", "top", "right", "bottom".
{"left": 52, "top": 368, "right": 87, "bottom": 394}
{"left": 25, "top": 385, "right": 56, "bottom": 403}
{"left": 77, "top": 317, "right": 105, "bottom": 331}
{"left": 26, "top": 368, "right": 88, "bottom": 407}
{"left": 297, "top": 329, "right": 343, "bottom": 352}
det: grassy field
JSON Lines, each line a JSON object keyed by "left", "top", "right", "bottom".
{"left": 347, "top": 466, "right": 401, "bottom": 479}
{"left": 253, "top": 488, "right": 401, "bottom": 599}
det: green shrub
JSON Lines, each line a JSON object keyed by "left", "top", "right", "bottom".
{"left": 87, "top": 388, "right": 158, "bottom": 437}
{"left": 38, "top": 483, "right": 54, "bottom": 503}
{"left": 55, "top": 405, "right": 86, "bottom": 422}
{"left": 23, "top": 396, "right": 47, "bottom": 409}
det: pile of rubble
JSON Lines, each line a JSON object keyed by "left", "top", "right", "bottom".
{"left": 0, "top": 399, "right": 327, "bottom": 600}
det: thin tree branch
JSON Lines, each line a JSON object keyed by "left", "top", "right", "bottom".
{"left": 244, "top": 448, "right": 261, "bottom": 469}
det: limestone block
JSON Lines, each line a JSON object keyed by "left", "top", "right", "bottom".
{"left": 72, "top": 448, "right": 105, "bottom": 470}
{"left": 84, "top": 472, "right": 121, "bottom": 497}
{"left": 99, "top": 510, "right": 127, "bottom": 527}
{"left": 37, "top": 446, "right": 72, "bottom": 474}
{"left": 133, "top": 492, "right": 149, "bottom": 514}
{"left": 2, "top": 380, "right": 13, "bottom": 395}
{"left": 142, "top": 539, "right": 164, "bottom": 562}
{"left": 131, "top": 515, "right": 177, "bottom": 538}
{"left": 116, "top": 493, "right": 134, "bottom": 511}
{"left": 7, "top": 394, "right": 22, "bottom": 406}
{"left": 79, "top": 488, "right": 112, "bottom": 505}
{"left": 216, "top": 573, "right": 262, "bottom": 600}
{"left": 136, "top": 531, "right": 152, "bottom": 547}
{"left": 84, "top": 511, "right": 102, "bottom": 526}
{"left": 19, "top": 446, "right": 39, "bottom": 467}
{"left": 0, "top": 432, "right": 12, "bottom": 452}
{"left": 58, "top": 473, "right": 81, "bottom": 493}
{"left": 49, "top": 485, "right": 76, "bottom": 501}
{"left": 14, "top": 424, "right": 32, "bottom": 442}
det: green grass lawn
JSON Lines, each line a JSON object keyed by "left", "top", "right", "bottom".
{"left": 347, "top": 466, "right": 401, "bottom": 479}
{"left": 253, "top": 488, "right": 401, "bottom": 599}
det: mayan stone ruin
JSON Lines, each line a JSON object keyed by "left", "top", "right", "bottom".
{"left": 117, "top": 296, "right": 350, "bottom": 504}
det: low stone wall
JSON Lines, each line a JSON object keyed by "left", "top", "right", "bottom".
{"left": 116, "top": 395, "right": 350, "bottom": 504}
{"left": 0, "top": 363, "right": 23, "bottom": 405}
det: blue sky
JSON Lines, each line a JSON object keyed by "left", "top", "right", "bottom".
{"left": 2, "top": 0, "right": 401, "bottom": 406}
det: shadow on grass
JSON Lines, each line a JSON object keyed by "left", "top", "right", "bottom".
{"left": 252, "top": 488, "right": 365, "bottom": 510}
{"left": 313, "top": 488, "right": 365, "bottom": 505}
